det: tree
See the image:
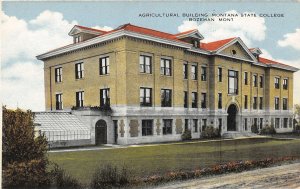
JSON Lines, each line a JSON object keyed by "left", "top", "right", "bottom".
{"left": 295, "top": 104, "right": 300, "bottom": 123}
{"left": 2, "top": 106, "right": 50, "bottom": 187}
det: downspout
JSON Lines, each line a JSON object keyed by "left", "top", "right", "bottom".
{"left": 50, "top": 67, "right": 53, "bottom": 111}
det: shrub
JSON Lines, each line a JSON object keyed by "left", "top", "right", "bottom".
{"left": 200, "top": 126, "right": 220, "bottom": 139}
{"left": 294, "top": 124, "right": 300, "bottom": 134}
{"left": 50, "top": 164, "right": 83, "bottom": 189}
{"left": 251, "top": 124, "right": 259, "bottom": 134}
{"left": 90, "top": 164, "right": 131, "bottom": 189}
{"left": 2, "top": 159, "right": 50, "bottom": 188}
{"left": 181, "top": 129, "right": 192, "bottom": 141}
{"left": 2, "top": 107, "right": 49, "bottom": 188}
{"left": 260, "top": 125, "right": 276, "bottom": 135}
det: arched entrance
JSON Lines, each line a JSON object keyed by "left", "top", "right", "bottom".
{"left": 95, "top": 120, "right": 107, "bottom": 145}
{"left": 227, "top": 104, "right": 238, "bottom": 131}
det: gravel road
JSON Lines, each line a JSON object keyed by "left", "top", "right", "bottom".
{"left": 151, "top": 163, "right": 300, "bottom": 189}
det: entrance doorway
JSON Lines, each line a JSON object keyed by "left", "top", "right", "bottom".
{"left": 227, "top": 104, "right": 238, "bottom": 131}
{"left": 95, "top": 120, "right": 107, "bottom": 145}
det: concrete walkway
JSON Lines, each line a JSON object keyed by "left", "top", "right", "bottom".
{"left": 151, "top": 163, "right": 300, "bottom": 189}
{"left": 48, "top": 136, "right": 272, "bottom": 153}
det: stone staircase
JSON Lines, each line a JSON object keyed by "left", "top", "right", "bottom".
{"left": 222, "top": 132, "right": 259, "bottom": 139}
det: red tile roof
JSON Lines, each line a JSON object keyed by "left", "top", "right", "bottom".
{"left": 117, "top": 23, "right": 184, "bottom": 42}
{"left": 175, "top": 29, "right": 198, "bottom": 36}
{"left": 258, "top": 57, "right": 291, "bottom": 68}
{"left": 75, "top": 25, "right": 107, "bottom": 33}
{"left": 42, "top": 24, "right": 295, "bottom": 70}
{"left": 200, "top": 37, "right": 236, "bottom": 51}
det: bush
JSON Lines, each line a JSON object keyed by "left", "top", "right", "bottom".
{"left": 294, "top": 124, "right": 300, "bottom": 134}
{"left": 260, "top": 125, "right": 276, "bottom": 135}
{"left": 181, "top": 129, "right": 192, "bottom": 140}
{"left": 2, "top": 107, "right": 49, "bottom": 188}
{"left": 200, "top": 126, "right": 220, "bottom": 139}
{"left": 50, "top": 164, "right": 83, "bottom": 189}
{"left": 90, "top": 164, "right": 131, "bottom": 189}
{"left": 2, "top": 159, "right": 50, "bottom": 188}
{"left": 251, "top": 124, "right": 259, "bottom": 134}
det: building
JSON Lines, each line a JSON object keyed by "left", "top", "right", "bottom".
{"left": 36, "top": 23, "right": 299, "bottom": 146}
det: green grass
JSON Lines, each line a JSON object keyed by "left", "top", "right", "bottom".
{"left": 48, "top": 138, "right": 300, "bottom": 184}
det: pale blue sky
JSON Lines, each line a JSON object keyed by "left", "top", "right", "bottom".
{"left": 1, "top": 1, "right": 300, "bottom": 110}
{"left": 3, "top": 1, "right": 300, "bottom": 59}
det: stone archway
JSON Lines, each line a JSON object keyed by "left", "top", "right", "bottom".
{"left": 227, "top": 104, "right": 238, "bottom": 131}
{"left": 95, "top": 119, "right": 107, "bottom": 145}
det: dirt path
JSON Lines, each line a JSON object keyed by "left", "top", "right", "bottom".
{"left": 151, "top": 163, "right": 300, "bottom": 189}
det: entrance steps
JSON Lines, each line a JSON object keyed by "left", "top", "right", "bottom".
{"left": 222, "top": 132, "right": 258, "bottom": 139}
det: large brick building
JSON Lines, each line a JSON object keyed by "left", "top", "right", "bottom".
{"left": 36, "top": 23, "right": 299, "bottom": 145}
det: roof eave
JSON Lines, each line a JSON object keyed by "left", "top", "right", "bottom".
{"left": 37, "top": 30, "right": 193, "bottom": 60}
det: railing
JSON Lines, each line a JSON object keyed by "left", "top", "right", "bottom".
{"left": 42, "top": 130, "right": 91, "bottom": 141}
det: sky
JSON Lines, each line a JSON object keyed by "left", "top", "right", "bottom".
{"left": 1, "top": 1, "right": 300, "bottom": 111}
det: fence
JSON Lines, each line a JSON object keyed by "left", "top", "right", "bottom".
{"left": 42, "top": 130, "right": 91, "bottom": 141}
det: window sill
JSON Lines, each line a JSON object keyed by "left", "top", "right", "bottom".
{"left": 139, "top": 72, "right": 153, "bottom": 75}
{"left": 160, "top": 75, "right": 172, "bottom": 77}
{"left": 99, "top": 74, "right": 110, "bottom": 77}
{"left": 75, "top": 78, "right": 84, "bottom": 81}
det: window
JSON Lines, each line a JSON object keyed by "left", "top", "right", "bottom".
{"left": 275, "top": 118, "right": 280, "bottom": 128}
{"left": 228, "top": 70, "right": 238, "bottom": 94}
{"left": 244, "top": 118, "right": 248, "bottom": 131}
{"left": 100, "top": 88, "right": 110, "bottom": 106}
{"left": 254, "top": 118, "right": 258, "bottom": 127}
{"left": 283, "top": 98, "right": 288, "bottom": 110}
{"left": 184, "top": 119, "right": 189, "bottom": 131}
{"left": 201, "top": 93, "right": 206, "bottom": 109}
{"left": 193, "top": 40, "right": 199, "bottom": 47}
{"left": 244, "top": 72, "right": 248, "bottom": 85}
{"left": 283, "top": 118, "right": 288, "bottom": 128}
{"left": 253, "top": 74, "right": 257, "bottom": 87}
{"left": 259, "top": 76, "right": 264, "bottom": 88}
{"left": 55, "top": 67, "right": 62, "bottom": 83}
{"left": 218, "top": 93, "right": 222, "bottom": 109}
{"left": 74, "top": 36, "right": 81, "bottom": 43}
{"left": 55, "top": 93, "right": 63, "bottom": 110}
{"left": 283, "top": 79, "right": 288, "bottom": 90}
{"left": 75, "top": 63, "right": 84, "bottom": 79}
{"left": 260, "top": 118, "right": 263, "bottom": 130}
{"left": 218, "top": 118, "right": 222, "bottom": 129}
{"left": 140, "top": 88, "right": 152, "bottom": 107}
{"left": 160, "top": 58, "right": 172, "bottom": 76}
{"left": 202, "top": 119, "right": 207, "bottom": 131}
{"left": 274, "top": 77, "right": 280, "bottom": 89}
{"left": 142, "top": 120, "right": 153, "bottom": 136}
{"left": 161, "top": 89, "right": 172, "bottom": 107}
{"left": 231, "top": 49, "right": 237, "bottom": 55}
{"left": 192, "top": 92, "right": 198, "bottom": 108}
{"left": 163, "top": 119, "right": 172, "bottom": 135}
{"left": 140, "top": 55, "right": 152, "bottom": 74}
{"left": 201, "top": 67, "right": 207, "bottom": 81}
{"left": 76, "top": 91, "right": 84, "bottom": 107}
{"left": 193, "top": 119, "right": 198, "bottom": 132}
{"left": 183, "top": 63, "right": 188, "bottom": 79}
{"left": 100, "top": 56, "right": 109, "bottom": 75}
{"left": 259, "top": 97, "right": 263, "bottom": 110}
{"left": 244, "top": 95, "right": 248, "bottom": 109}
{"left": 184, "top": 91, "right": 188, "bottom": 108}
{"left": 253, "top": 97, "right": 257, "bottom": 110}
{"left": 275, "top": 97, "right": 280, "bottom": 110}
{"left": 191, "top": 64, "right": 198, "bottom": 80}
{"left": 218, "top": 67, "right": 222, "bottom": 82}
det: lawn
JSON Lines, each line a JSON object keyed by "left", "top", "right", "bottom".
{"left": 48, "top": 138, "right": 300, "bottom": 184}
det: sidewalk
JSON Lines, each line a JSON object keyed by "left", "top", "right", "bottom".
{"left": 48, "top": 136, "right": 273, "bottom": 153}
